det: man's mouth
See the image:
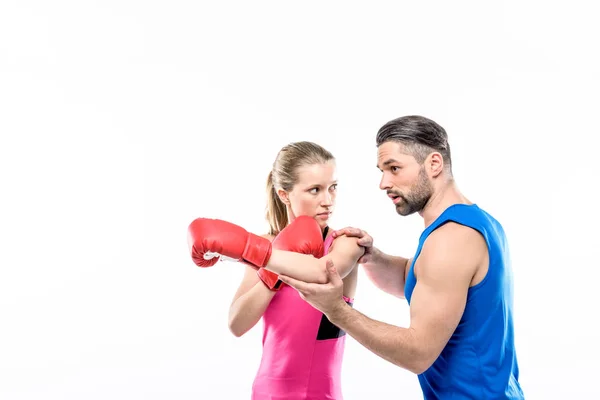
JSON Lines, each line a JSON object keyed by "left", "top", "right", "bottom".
{"left": 388, "top": 193, "right": 402, "bottom": 204}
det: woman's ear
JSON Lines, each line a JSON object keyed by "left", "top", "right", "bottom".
{"left": 277, "top": 189, "right": 290, "bottom": 205}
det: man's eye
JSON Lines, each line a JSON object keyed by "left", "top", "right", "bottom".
{"left": 391, "top": 166, "right": 400, "bottom": 172}
{"left": 330, "top": 184, "right": 338, "bottom": 191}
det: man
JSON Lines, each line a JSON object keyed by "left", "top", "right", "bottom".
{"left": 279, "top": 115, "right": 525, "bottom": 399}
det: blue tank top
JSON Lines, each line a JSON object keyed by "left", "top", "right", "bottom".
{"left": 405, "top": 204, "right": 524, "bottom": 399}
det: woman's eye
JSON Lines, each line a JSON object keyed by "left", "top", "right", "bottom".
{"left": 330, "top": 184, "right": 338, "bottom": 191}
{"left": 309, "top": 188, "right": 319, "bottom": 194}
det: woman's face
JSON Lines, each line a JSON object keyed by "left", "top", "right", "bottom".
{"left": 281, "top": 160, "right": 337, "bottom": 230}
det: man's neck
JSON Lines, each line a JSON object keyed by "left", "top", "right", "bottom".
{"left": 419, "top": 179, "right": 470, "bottom": 227}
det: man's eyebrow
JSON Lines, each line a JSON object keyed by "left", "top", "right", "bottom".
{"left": 376, "top": 158, "right": 400, "bottom": 169}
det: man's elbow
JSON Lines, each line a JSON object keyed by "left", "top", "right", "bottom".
{"left": 406, "top": 350, "right": 437, "bottom": 375}
{"left": 392, "top": 339, "right": 436, "bottom": 375}
{"left": 394, "top": 358, "right": 432, "bottom": 375}
{"left": 409, "top": 359, "right": 434, "bottom": 375}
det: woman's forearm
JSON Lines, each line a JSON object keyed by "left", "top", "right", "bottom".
{"left": 228, "top": 282, "right": 276, "bottom": 337}
{"left": 265, "top": 250, "right": 328, "bottom": 283}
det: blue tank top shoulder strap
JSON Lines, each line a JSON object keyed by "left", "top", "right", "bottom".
{"left": 405, "top": 203, "right": 494, "bottom": 304}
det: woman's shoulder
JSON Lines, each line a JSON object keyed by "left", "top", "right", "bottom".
{"left": 260, "top": 233, "right": 275, "bottom": 242}
{"left": 324, "top": 225, "right": 335, "bottom": 240}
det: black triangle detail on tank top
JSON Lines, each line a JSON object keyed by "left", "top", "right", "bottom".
{"left": 316, "top": 224, "right": 352, "bottom": 340}
{"left": 316, "top": 298, "right": 353, "bottom": 340}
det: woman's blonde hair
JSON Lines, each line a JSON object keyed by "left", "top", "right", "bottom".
{"left": 266, "top": 141, "right": 335, "bottom": 236}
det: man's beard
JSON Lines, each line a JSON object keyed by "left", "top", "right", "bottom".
{"left": 394, "top": 167, "right": 432, "bottom": 216}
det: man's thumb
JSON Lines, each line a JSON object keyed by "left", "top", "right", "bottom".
{"left": 326, "top": 260, "right": 341, "bottom": 282}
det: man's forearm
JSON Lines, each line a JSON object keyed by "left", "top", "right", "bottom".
{"left": 326, "top": 302, "right": 424, "bottom": 374}
{"left": 361, "top": 248, "right": 409, "bottom": 298}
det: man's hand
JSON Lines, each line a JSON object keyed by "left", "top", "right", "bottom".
{"left": 278, "top": 260, "right": 348, "bottom": 318}
{"left": 332, "top": 227, "right": 375, "bottom": 264}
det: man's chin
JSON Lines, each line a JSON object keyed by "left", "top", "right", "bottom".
{"left": 396, "top": 204, "right": 416, "bottom": 216}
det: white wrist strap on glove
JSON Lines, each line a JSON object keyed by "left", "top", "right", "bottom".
{"left": 203, "top": 252, "right": 238, "bottom": 262}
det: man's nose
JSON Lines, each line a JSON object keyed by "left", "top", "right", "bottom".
{"left": 379, "top": 173, "right": 392, "bottom": 190}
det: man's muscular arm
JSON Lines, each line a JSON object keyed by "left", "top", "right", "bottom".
{"left": 325, "top": 223, "right": 484, "bottom": 373}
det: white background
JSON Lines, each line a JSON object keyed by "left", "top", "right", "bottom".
{"left": 1, "top": 1, "right": 598, "bottom": 399}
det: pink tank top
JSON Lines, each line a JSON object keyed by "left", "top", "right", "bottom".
{"left": 251, "top": 235, "right": 353, "bottom": 400}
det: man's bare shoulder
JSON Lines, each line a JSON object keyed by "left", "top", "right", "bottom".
{"left": 417, "top": 222, "right": 486, "bottom": 279}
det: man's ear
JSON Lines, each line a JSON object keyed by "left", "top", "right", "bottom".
{"left": 277, "top": 189, "right": 290, "bottom": 205}
{"left": 428, "top": 152, "right": 444, "bottom": 177}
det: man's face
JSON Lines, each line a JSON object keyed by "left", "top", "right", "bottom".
{"left": 377, "top": 141, "right": 433, "bottom": 216}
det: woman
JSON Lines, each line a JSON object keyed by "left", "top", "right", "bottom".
{"left": 228, "top": 141, "right": 364, "bottom": 399}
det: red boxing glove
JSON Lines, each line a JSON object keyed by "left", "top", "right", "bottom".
{"left": 187, "top": 218, "right": 272, "bottom": 268}
{"left": 257, "top": 268, "right": 283, "bottom": 290}
{"left": 273, "top": 215, "right": 325, "bottom": 258}
{"left": 257, "top": 216, "right": 325, "bottom": 290}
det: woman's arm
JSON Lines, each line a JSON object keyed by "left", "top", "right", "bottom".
{"left": 332, "top": 227, "right": 409, "bottom": 298}
{"left": 228, "top": 234, "right": 276, "bottom": 337}
{"left": 264, "top": 235, "right": 365, "bottom": 284}
{"left": 228, "top": 265, "right": 276, "bottom": 337}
